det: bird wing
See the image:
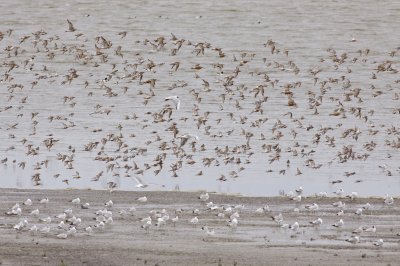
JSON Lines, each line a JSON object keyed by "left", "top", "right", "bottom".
{"left": 174, "top": 98, "right": 180, "bottom": 110}
{"left": 180, "top": 137, "right": 189, "bottom": 147}
{"left": 67, "top": 20, "right": 76, "bottom": 32}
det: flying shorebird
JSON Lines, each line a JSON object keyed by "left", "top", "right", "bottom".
{"left": 66, "top": 20, "right": 76, "bottom": 32}
{"left": 131, "top": 175, "right": 149, "bottom": 188}
{"left": 131, "top": 175, "right": 161, "bottom": 188}
{"left": 165, "top": 96, "right": 180, "bottom": 110}
{"left": 178, "top": 134, "right": 199, "bottom": 147}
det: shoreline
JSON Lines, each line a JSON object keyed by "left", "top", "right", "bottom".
{"left": 0, "top": 186, "right": 395, "bottom": 199}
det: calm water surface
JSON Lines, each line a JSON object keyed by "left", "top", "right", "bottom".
{"left": 0, "top": 0, "right": 399, "bottom": 196}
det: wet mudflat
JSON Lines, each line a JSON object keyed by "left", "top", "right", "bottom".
{"left": 0, "top": 189, "right": 399, "bottom": 265}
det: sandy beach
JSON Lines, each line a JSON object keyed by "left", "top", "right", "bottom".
{"left": 1, "top": 188, "right": 399, "bottom": 265}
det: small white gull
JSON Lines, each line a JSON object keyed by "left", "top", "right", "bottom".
{"left": 165, "top": 95, "right": 180, "bottom": 110}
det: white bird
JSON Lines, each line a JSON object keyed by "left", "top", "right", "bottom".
{"left": 70, "top": 216, "right": 82, "bottom": 226}
{"left": 63, "top": 209, "right": 73, "bottom": 217}
{"left": 39, "top": 197, "right": 49, "bottom": 204}
{"left": 67, "top": 227, "right": 77, "bottom": 236}
{"left": 119, "top": 209, "right": 128, "bottom": 217}
{"left": 365, "top": 225, "right": 376, "bottom": 233}
{"left": 30, "top": 209, "right": 40, "bottom": 217}
{"left": 347, "top": 192, "right": 358, "bottom": 200}
{"left": 23, "top": 199, "right": 32, "bottom": 206}
{"left": 129, "top": 206, "right": 136, "bottom": 215}
{"left": 40, "top": 226, "right": 50, "bottom": 234}
{"left": 355, "top": 208, "right": 363, "bottom": 216}
{"left": 362, "top": 202, "right": 371, "bottom": 210}
{"left": 141, "top": 220, "right": 151, "bottom": 231}
{"left": 14, "top": 219, "right": 28, "bottom": 230}
{"left": 290, "top": 221, "right": 299, "bottom": 231}
{"left": 105, "top": 217, "right": 113, "bottom": 225}
{"left": 81, "top": 202, "right": 90, "bottom": 209}
{"left": 85, "top": 226, "right": 93, "bottom": 235}
{"left": 6, "top": 207, "right": 22, "bottom": 216}
{"left": 271, "top": 213, "right": 283, "bottom": 224}
{"left": 161, "top": 212, "right": 169, "bottom": 221}
{"left": 96, "top": 215, "right": 106, "bottom": 222}
{"left": 234, "top": 204, "right": 245, "bottom": 210}
{"left": 280, "top": 223, "right": 290, "bottom": 229}
{"left": 206, "top": 202, "right": 215, "bottom": 208}
{"left": 384, "top": 195, "right": 394, "bottom": 205}
{"left": 295, "top": 186, "right": 303, "bottom": 194}
{"left": 131, "top": 175, "right": 148, "bottom": 188}
{"left": 310, "top": 218, "right": 323, "bottom": 226}
{"left": 373, "top": 239, "right": 383, "bottom": 247}
{"left": 165, "top": 95, "right": 180, "bottom": 110}
{"left": 227, "top": 218, "right": 238, "bottom": 229}
{"left": 255, "top": 207, "right": 264, "bottom": 215}
{"left": 217, "top": 212, "right": 225, "bottom": 218}
{"left": 58, "top": 221, "right": 66, "bottom": 229}
{"left": 105, "top": 200, "right": 113, "bottom": 208}
{"left": 56, "top": 213, "right": 67, "bottom": 220}
{"left": 336, "top": 210, "right": 344, "bottom": 216}
{"left": 352, "top": 226, "right": 364, "bottom": 234}
{"left": 155, "top": 217, "right": 166, "bottom": 227}
{"left": 30, "top": 225, "right": 38, "bottom": 234}
{"left": 140, "top": 217, "right": 152, "bottom": 223}
{"left": 315, "top": 192, "right": 328, "bottom": 198}
{"left": 198, "top": 193, "right": 209, "bottom": 202}
{"left": 305, "top": 203, "right": 319, "bottom": 211}
{"left": 332, "top": 201, "right": 345, "bottom": 209}
{"left": 332, "top": 219, "right": 344, "bottom": 228}
{"left": 103, "top": 210, "right": 113, "bottom": 218}
{"left": 137, "top": 196, "right": 147, "bottom": 203}
{"left": 333, "top": 188, "right": 344, "bottom": 197}
{"left": 190, "top": 217, "right": 199, "bottom": 226}
{"left": 175, "top": 208, "right": 184, "bottom": 215}
{"left": 39, "top": 216, "right": 52, "bottom": 223}
{"left": 223, "top": 206, "right": 232, "bottom": 214}
{"left": 179, "top": 134, "right": 199, "bottom": 147}
{"left": 202, "top": 226, "right": 215, "bottom": 236}
{"left": 95, "top": 222, "right": 105, "bottom": 230}
{"left": 230, "top": 212, "right": 240, "bottom": 220}
{"left": 285, "top": 191, "right": 296, "bottom": 199}
{"left": 255, "top": 205, "right": 270, "bottom": 214}
{"left": 346, "top": 235, "right": 360, "bottom": 244}
{"left": 71, "top": 198, "right": 80, "bottom": 204}
{"left": 291, "top": 195, "right": 302, "bottom": 202}
{"left": 57, "top": 233, "right": 68, "bottom": 239}
{"left": 171, "top": 216, "right": 179, "bottom": 225}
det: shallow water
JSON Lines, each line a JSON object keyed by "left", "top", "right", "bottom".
{"left": 0, "top": 0, "right": 399, "bottom": 196}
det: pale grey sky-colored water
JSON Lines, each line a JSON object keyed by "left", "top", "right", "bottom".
{"left": 0, "top": 0, "right": 399, "bottom": 196}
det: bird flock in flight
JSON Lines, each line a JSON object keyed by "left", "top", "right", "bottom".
{"left": 0, "top": 20, "right": 399, "bottom": 195}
